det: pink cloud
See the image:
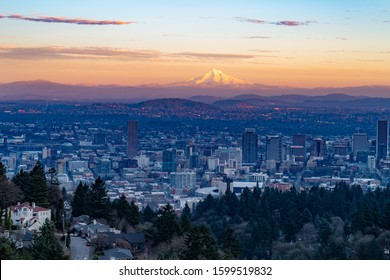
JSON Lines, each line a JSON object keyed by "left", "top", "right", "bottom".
{"left": 236, "top": 17, "right": 266, "bottom": 24}
{"left": 3, "top": 14, "right": 135, "bottom": 25}
{"left": 271, "top": 20, "right": 316, "bottom": 26}
{"left": 236, "top": 17, "right": 316, "bottom": 27}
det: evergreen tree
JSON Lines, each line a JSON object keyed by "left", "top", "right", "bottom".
{"left": 127, "top": 200, "right": 141, "bottom": 227}
{"left": 89, "top": 177, "right": 109, "bottom": 219}
{"left": 28, "top": 162, "right": 49, "bottom": 208}
{"left": 221, "top": 226, "right": 240, "bottom": 259}
{"left": 12, "top": 169, "right": 32, "bottom": 202}
{"left": 180, "top": 203, "right": 192, "bottom": 234}
{"left": 71, "top": 182, "right": 90, "bottom": 217}
{"left": 0, "top": 236, "right": 32, "bottom": 260}
{"left": 318, "top": 218, "right": 332, "bottom": 259}
{"left": 382, "top": 200, "right": 390, "bottom": 231}
{"left": 4, "top": 208, "right": 12, "bottom": 230}
{"left": 29, "top": 219, "right": 67, "bottom": 260}
{"left": 153, "top": 203, "right": 180, "bottom": 244}
{"left": 143, "top": 205, "right": 155, "bottom": 223}
{"left": 47, "top": 167, "right": 62, "bottom": 207}
{"left": 0, "top": 180, "right": 23, "bottom": 210}
{"left": 0, "top": 162, "right": 7, "bottom": 181}
{"left": 115, "top": 194, "right": 130, "bottom": 221}
{"left": 54, "top": 198, "right": 65, "bottom": 232}
{"left": 182, "top": 224, "right": 219, "bottom": 259}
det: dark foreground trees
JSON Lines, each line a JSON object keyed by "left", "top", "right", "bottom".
{"left": 29, "top": 219, "right": 67, "bottom": 260}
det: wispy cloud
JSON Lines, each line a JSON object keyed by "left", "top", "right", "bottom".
{"left": 1, "top": 14, "right": 135, "bottom": 25}
{"left": 249, "top": 49, "right": 279, "bottom": 53}
{"left": 236, "top": 17, "right": 266, "bottom": 24}
{"left": 244, "top": 36, "right": 272, "bottom": 39}
{"left": 236, "top": 17, "right": 316, "bottom": 27}
{"left": 172, "top": 52, "right": 254, "bottom": 60}
{"left": 0, "top": 46, "right": 254, "bottom": 62}
{"left": 270, "top": 20, "right": 315, "bottom": 26}
{"left": 335, "top": 37, "right": 348, "bottom": 41}
{"left": 0, "top": 46, "right": 160, "bottom": 60}
{"left": 357, "top": 59, "right": 386, "bottom": 62}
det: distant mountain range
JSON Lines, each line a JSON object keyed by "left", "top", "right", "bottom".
{"left": 0, "top": 70, "right": 390, "bottom": 105}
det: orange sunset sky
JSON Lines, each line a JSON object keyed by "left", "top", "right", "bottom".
{"left": 0, "top": 0, "right": 389, "bottom": 88}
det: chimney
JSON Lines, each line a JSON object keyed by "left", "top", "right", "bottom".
{"left": 93, "top": 219, "right": 97, "bottom": 225}
{"left": 17, "top": 202, "right": 20, "bottom": 206}
{"left": 32, "top": 202, "right": 36, "bottom": 208}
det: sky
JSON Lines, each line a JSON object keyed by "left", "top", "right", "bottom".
{"left": 0, "top": 0, "right": 389, "bottom": 87}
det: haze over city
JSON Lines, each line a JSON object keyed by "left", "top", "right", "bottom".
{"left": 1, "top": 0, "right": 390, "bottom": 88}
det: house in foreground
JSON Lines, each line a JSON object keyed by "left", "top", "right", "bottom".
{"left": 9, "top": 202, "right": 51, "bottom": 230}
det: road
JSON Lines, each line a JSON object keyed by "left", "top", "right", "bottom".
{"left": 70, "top": 236, "right": 92, "bottom": 260}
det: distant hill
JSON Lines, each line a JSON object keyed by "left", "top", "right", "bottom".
{"left": 213, "top": 99, "right": 257, "bottom": 109}
{"left": 0, "top": 75, "right": 389, "bottom": 103}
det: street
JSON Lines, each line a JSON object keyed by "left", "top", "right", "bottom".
{"left": 70, "top": 236, "right": 92, "bottom": 260}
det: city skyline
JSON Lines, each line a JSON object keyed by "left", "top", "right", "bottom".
{"left": 1, "top": 1, "right": 390, "bottom": 88}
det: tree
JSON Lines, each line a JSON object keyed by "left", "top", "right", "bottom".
{"left": 221, "top": 226, "right": 240, "bottom": 259}
{"left": 153, "top": 203, "right": 180, "bottom": 244}
{"left": 143, "top": 205, "right": 155, "bottom": 223}
{"left": 47, "top": 167, "right": 62, "bottom": 206}
{"left": 115, "top": 194, "right": 130, "bottom": 221}
{"left": 180, "top": 203, "right": 192, "bottom": 233}
{"left": 0, "top": 162, "right": 7, "bottom": 181}
{"left": 71, "top": 182, "right": 90, "bottom": 217}
{"left": 381, "top": 200, "right": 390, "bottom": 231}
{"left": 54, "top": 198, "right": 65, "bottom": 232}
{"left": 29, "top": 219, "right": 67, "bottom": 260}
{"left": 29, "top": 162, "right": 49, "bottom": 208}
{"left": 0, "top": 180, "right": 23, "bottom": 210}
{"left": 182, "top": 224, "right": 219, "bottom": 260}
{"left": 13, "top": 162, "right": 49, "bottom": 208}
{"left": 127, "top": 200, "right": 141, "bottom": 227}
{"left": 354, "top": 235, "right": 383, "bottom": 260}
{"left": 13, "top": 169, "right": 32, "bottom": 201}
{"left": 89, "top": 177, "right": 110, "bottom": 219}
{"left": 4, "top": 208, "right": 12, "bottom": 231}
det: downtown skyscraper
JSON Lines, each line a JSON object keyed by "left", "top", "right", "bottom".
{"left": 242, "top": 128, "right": 258, "bottom": 164}
{"left": 127, "top": 120, "right": 138, "bottom": 158}
{"left": 377, "top": 120, "right": 388, "bottom": 160}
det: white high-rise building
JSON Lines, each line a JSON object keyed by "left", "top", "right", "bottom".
{"left": 368, "top": 155, "right": 376, "bottom": 171}
{"left": 169, "top": 172, "right": 196, "bottom": 190}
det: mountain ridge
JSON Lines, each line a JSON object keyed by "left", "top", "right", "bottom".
{"left": 0, "top": 69, "right": 390, "bottom": 101}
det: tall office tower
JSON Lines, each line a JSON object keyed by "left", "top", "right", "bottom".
{"left": 93, "top": 132, "right": 106, "bottom": 145}
{"left": 127, "top": 121, "right": 138, "bottom": 158}
{"left": 293, "top": 134, "right": 306, "bottom": 147}
{"left": 162, "top": 149, "right": 177, "bottom": 173}
{"left": 266, "top": 136, "right": 282, "bottom": 161}
{"left": 353, "top": 133, "right": 370, "bottom": 158}
{"left": 291, "top": 134, "right": 306, "bottom": 158}
{"left": 377, "top": 120, "right": 388, "bottom": 160}
{"left": 189, "top": 153, "right": 200, "bottom": 169}
{"left": 312, "top": 138, "right": 327, "bottom": 157}
{"left": 242, "top": 128, "right": 258, "bottom": 163}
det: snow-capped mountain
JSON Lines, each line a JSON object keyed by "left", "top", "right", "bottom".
{"left": 180, "top": 69, "right": 254, "bottom": 87}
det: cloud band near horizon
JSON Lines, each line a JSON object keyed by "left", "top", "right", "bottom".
{"left": 236, "top": 17, "right": 316, "bottom": 26}
{"left": 0, "top": 46, "right": 255, "bottom": 61}
{"left": 0, "top": 14, "right": 135, "bottom": 25}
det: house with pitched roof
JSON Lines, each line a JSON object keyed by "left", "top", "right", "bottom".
{"left": 9, "top": 202, "right": 51, "bottom": 229}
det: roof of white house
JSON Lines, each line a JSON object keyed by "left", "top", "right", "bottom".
{"left": 10, "top": 202, "right": 50, "bottom": 213}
